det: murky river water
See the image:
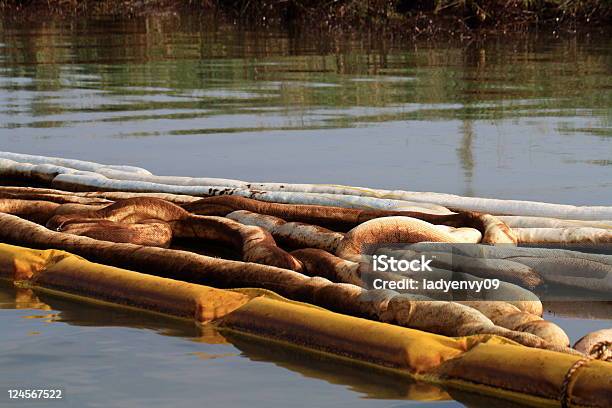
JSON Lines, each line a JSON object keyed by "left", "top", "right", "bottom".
{"left": 0, "top": 15, "right": 610, "bottom": 408}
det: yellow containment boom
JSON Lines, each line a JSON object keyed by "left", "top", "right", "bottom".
{"left": 0, "top": 243, "right": 610, "bottom": 407}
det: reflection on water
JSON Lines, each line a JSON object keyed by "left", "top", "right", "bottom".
{"left": 1, "top": 279, "right": 458, "bottom": 407}
{"left": 0, "top": 16, "right": 611, "bottom": 204}
{"left": 457, "top": 120, "right": 475, "bottom": 197}
{"left": 223, "top": 332, "right": 449, "bottom": 402}
{"left": 1, "top": 279, "right": 611, "bottom": 408}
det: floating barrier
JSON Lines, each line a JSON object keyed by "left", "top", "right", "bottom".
{"left": 0, "top": 212, "right": 575, "bottom": 352}
{"left": 428, "top": 243, "right": 612, "bottom": 266}
{"left": 292, "top": 248, "right": 364, "bottom": 286}
{"left": 4, "top": 184, "right": 609, "bottom": 246}
{"left": 50, "top": 171, "right": 452, "bottom": 214}
{"left": 0, "top": 197, "right": 529, "bottom": 311}
{"left": 3, "top": 152, "right": 612, "bottom": 220}
{"left": 0, "top": 193, "right": 606, "bottom": 345}
{"left": 0, "top": 195, "right": 526, "bottom": 294}
{"left": 173, "top": 215, "right": 303, "bottom": 271}
{"left": 294, "top": 247, "right": 543, "bottom": 305}
{"left": 0, "top": 190, "right": 543, "bottom": 291}
{"left": 183, "top": 196, "right": 516, "bottom": 243}
{"left": 0, "top": 187, "right": 514, "bottom": 244}
{"left": 0, "top": 189, "right": 112, "bottom": 205}
{"left": 433, "top": 225, "right": 482, "bottom": 243}
{"left": 514, "top": 227, "right": 612, "bottom": 245}
{"left": 291, "top": 247, "right": 567, "bottom": 345}
{"left": 382, "top": 247, "right": 544, "bottom": 290}
{"left": 500, "top": 216, "right": 612, "bottom": 229}
{"left": 457, "top": 300, "right": 569, "bottom": 347}
{"left": 0, "top": 245, "right": 250, "bottom": 321}
{"left": 574, "top": 329, "right": 612, "bottom": 361}
{"left": 0, "top": 199, "right": 60, "bottom": 224}
{"left": 8, "top": 178, "right": 609, "bottom": 247}
{"left": 5, "top": 197, "right": 302, "bottom": 272}
{"left": 57, "top": 219, "right": 174, "bottom": 248}
{"left": 0, "top": 242, "right": 610, "bottom": 407}
{"left": 0, "top": 186, "right": 197, "bottom": 205}
{"left": 408, "top": 242, "right": 612, "bottom": 293}
{"left": 227, "top": 210, "right": 345, "bottom": 252}
{"left": 336, "top": 216, "right": 470, "bottom": 262}
{"left": 0, "top": 152, "right": 150, "bottom": 175}
{"left": 516, "top": 253, "right": 612, "bottom": 294}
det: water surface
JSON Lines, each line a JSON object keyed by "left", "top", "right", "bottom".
{"left": 0, "top": 281, "right": 459, "bottom": 407}
{"left": 0, "top": 17, "right": 610, "bottom": 204}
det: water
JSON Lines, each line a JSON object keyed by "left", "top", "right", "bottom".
{"left": 0, "top": 15, "right": 611, "bottom": 408}
{"left": 0, "top": 281, "right": 461, "bottom": 408}
{"left": 1, "top": 17, "right": 611, "bottom": 204}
